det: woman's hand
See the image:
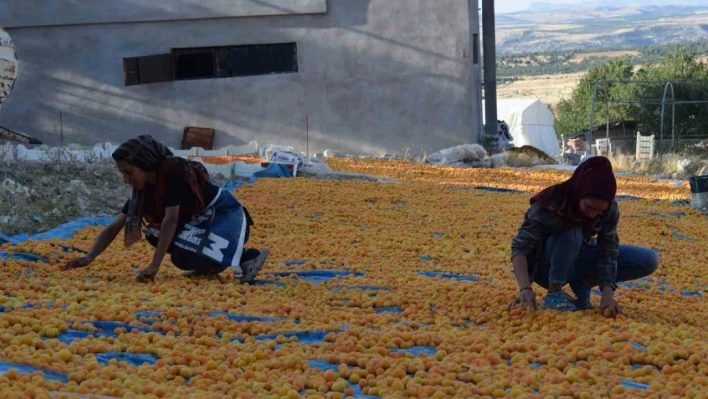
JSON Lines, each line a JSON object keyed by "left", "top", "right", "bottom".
{"left": 600, "top": 289, "right": 622, "bottom": 318}
{"left": 62, "top": 255, "right": 94, "bottom": 271}
{"left": 136, "top": 265, "right": 160, "bottom": 283}
{"left": 508, "top": 288, "right": 537, "bottom": 311}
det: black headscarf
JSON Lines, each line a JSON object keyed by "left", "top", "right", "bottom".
{"left": 112, "top": 135, "right": 209, "bottom": 247}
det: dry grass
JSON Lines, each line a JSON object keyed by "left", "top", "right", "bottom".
{"left": 608, "top": 153, "right": 682, "bottom": 176}
{"left": 504, "top": 153, "right": 545, "bottom": 168}
{"left": 569, "top": 50, "right": 640, "bottom": 64}
{"left": 498, "top": 73, "right": 583, "bottom": 108}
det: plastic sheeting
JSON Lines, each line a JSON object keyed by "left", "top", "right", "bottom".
{"left": 389, "top": 346, "right": 437, "bottom": 356}
{"left": 95, "top": 352, "right": 158, "bottom": 366}
{"left": 0, "top": 361, "right": 68, "bottom": 382}
{"left": 209, "top": 312, "right": 289, "bottom": 323}
{"left": 373, "top": 306, "right": 403, "bottom": 314}
{"left": 248, "top": 163, "right": 293, "bottom": 184}
{"left": 0, "top": 251, "right": 48, "bottom": 263}
{"left": 254, "top": 331, "right": 329, "bottom": 345}
{"left": 0, "top": 217, "right": 113, "bottom": 245}
{"left": 267, "top": 270, "right": 365, "bottom": 284}
{"left": 474, "top": 186, "right": 524, "bottom": 194}
{"left": 419, "top": 271, "right": 483, "bottom": 282}
{"left": 328, "top": 286, "right": 392, "bottom": 293}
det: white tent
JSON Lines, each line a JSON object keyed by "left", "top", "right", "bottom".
{"left": 483, "top": 99, "right": 560, "bottom": 158}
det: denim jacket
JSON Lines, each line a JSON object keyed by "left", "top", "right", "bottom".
{"left": 510, "top": 201, "right": 620, "bottom": 290}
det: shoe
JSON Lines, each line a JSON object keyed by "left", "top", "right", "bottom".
{"left": 240, "top": 248, "right": 270, "bottom": 284}
{"left": 543, "top": 292, "right": 578, "bottom": 311}
{"left": 569, "top": 281, "right": 593, "bottom": 310}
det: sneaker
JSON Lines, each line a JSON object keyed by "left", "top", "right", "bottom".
{"left": 239, "top": 248, "right": 270, "bottom": 284}
{"left": 543, "top": 292, "right": 578, "bottom": 311}
{"left": 569, "top": 281, "right": 593, "bottom": 310}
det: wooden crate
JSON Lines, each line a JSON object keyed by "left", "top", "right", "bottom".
{"left": 182, "top": 127, "right": 215, "bottom": 150}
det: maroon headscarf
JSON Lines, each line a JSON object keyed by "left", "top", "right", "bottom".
{"left": 530, "top": 156, "right": 617, "bottom": 224}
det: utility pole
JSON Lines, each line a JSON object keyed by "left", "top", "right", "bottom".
{"left": 468, "top": 0, "right": 483, "bottom": 142}
{"left": 482, "top": 0, "right": 498, "bottom": 141}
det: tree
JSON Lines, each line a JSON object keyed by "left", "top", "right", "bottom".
{"left": 555, "top": 58, "right": 634, "bottom": 137}
{"left": 628, "top": 48, "right": 708, "bottom": 145}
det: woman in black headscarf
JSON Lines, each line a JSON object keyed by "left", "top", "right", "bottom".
{"left": 508, "top": 157, "right": 659, "bottom": 316}
{"left": 63, "top": 135, "right": 269, "bottom": 283}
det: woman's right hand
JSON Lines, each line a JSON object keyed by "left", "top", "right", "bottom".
{"left": 63, "top": 255, "right": 94, "bottom": 271}
{"left": 508, "top": 288, "right": 537, "bottom": 311}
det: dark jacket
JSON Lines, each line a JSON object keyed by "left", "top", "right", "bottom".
{"left": 510, "top": 200, "right": 620, "bottom": 290}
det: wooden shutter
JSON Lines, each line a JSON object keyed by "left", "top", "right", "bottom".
{"left": 123, "top": 54, "right": 173, "bottom": 86}
{"left": 123, "top": 57, "right": 140, "bottom": 86}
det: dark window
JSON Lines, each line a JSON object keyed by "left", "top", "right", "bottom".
{"left": 122, "top": 42, "right": 297, "bottom": 86}
{"left": 472, "top": 34, "right": 479, "bottom": 65}
{"left": 230, "top": 43, "right": 298, "bottom": 77}
{"left": 174, "top": 48, "right": 216, "bottom": 80}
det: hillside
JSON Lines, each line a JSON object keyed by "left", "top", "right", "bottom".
{"left": 495, "top": 4, "right": 708, "bottom": 54}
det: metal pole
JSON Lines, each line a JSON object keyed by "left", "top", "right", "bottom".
{"left": 589, "top": 80, "right": 603, "bottom": 155}
{"left": 482, "top": 0, "right": 497, "bottom": 142}
{"left": 60, "top": 111, "right": 64, "bottom": 146}
{"left": 468, "top": 0, "right": 483, "bottom": 142}
{"left": 660, "top": 81, "right": 671, "bottom": 156}
{"left": 306, "top": 114, "right": 309, "bottom": 156}
{"left": 605, "top": 99, "right": 610, "bottom": 141}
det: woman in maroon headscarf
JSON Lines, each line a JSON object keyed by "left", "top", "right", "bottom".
{"left": 508, "top": 157, "right": 658, "bottom": 316}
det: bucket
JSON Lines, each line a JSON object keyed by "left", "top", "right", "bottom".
{"left": 689, "top": 175, "right": 708, "bottom": 209}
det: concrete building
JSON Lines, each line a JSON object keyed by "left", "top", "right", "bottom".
{"left": 0, "top": 0, "right": 482, "bottom": 155}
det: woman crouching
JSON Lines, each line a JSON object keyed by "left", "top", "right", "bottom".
{"left": 63, "top": 135, "right": 269, "bottom": 283}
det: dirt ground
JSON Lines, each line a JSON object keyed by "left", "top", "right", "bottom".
{"left": 497, "top": 72, "right": 583, "bottom": 109}
{"left": 0, "top": 161, "right": 129, "bottom": 236}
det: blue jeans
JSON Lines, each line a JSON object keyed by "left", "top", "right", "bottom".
{"left": 534, "top": 227, "right": 659, "bottom": 289}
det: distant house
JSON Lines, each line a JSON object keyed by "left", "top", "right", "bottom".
{"left": 567, "top": 121, "right": 638, "bottom": 154}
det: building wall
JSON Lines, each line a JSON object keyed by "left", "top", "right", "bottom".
{"left": 0, "top": 0, "right": 481, "bottom": 155}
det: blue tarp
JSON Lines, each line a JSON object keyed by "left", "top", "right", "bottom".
{"left": 251, "top": 280, "right": 287, "bottom": 288}
{"left": 0, "top": 361, "right": 68, "bottom": 382}
{"left": 267, "top": 270, "right": 365, "bottom": 284}
{"left": 672, "top": 232, "right": 697, "bottom": 242}
{"left": 255, "top": 331, "right": 329, "bottom": 345}
{"left": 617, "top": 195, "right": 644, "bottom": 201}
{"left": 621, "top": 381, "right": 650, "bottom": 390}
{"left": 328, "top": 286, "right": 392, "bottom": 293}
{"left": 419, "top": 271, "right": 482, "bottom": 282}
{"left": 283, "top": 261, "right": 306, "bottom": 267}
{"left": 209, "top": 312, "right": 288, "bottom": 323}
{"left": 307, "top": 360, "right": 349, "bottom": 373}
{"left": 248, "top": 163, "right": 293, "bottom": 184}
{"left": 630, "top": 342, "right": 647, "bottom": 351}
{"left": 374, "top": 307, "right": 403, "bottom": 313}
{"left": 95, "top": 352, "right": 158, "bottom": 366}
{"left": 0, "top": 251, "right": 48, "bottom": 263}
{"left": 0, "top": 217, "right": 113, "bottom": 245}
{"left": 390, "top": 346, "right": 437, "bottom": 356}
{"left": 89, "top": 321, "right": 160, "bottom": 337}
{"left": 419, "top": 256, "right": 432, "bottom": 262}
{"left": 474, "top": 186, "right": 524, "bottom": 194}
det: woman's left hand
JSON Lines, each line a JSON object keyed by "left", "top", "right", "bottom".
{"left": 137, "top": 265, "right": 160, "bottom": 283}
{"left": 600, "top": 291, "right": 622, "bottom": 318}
